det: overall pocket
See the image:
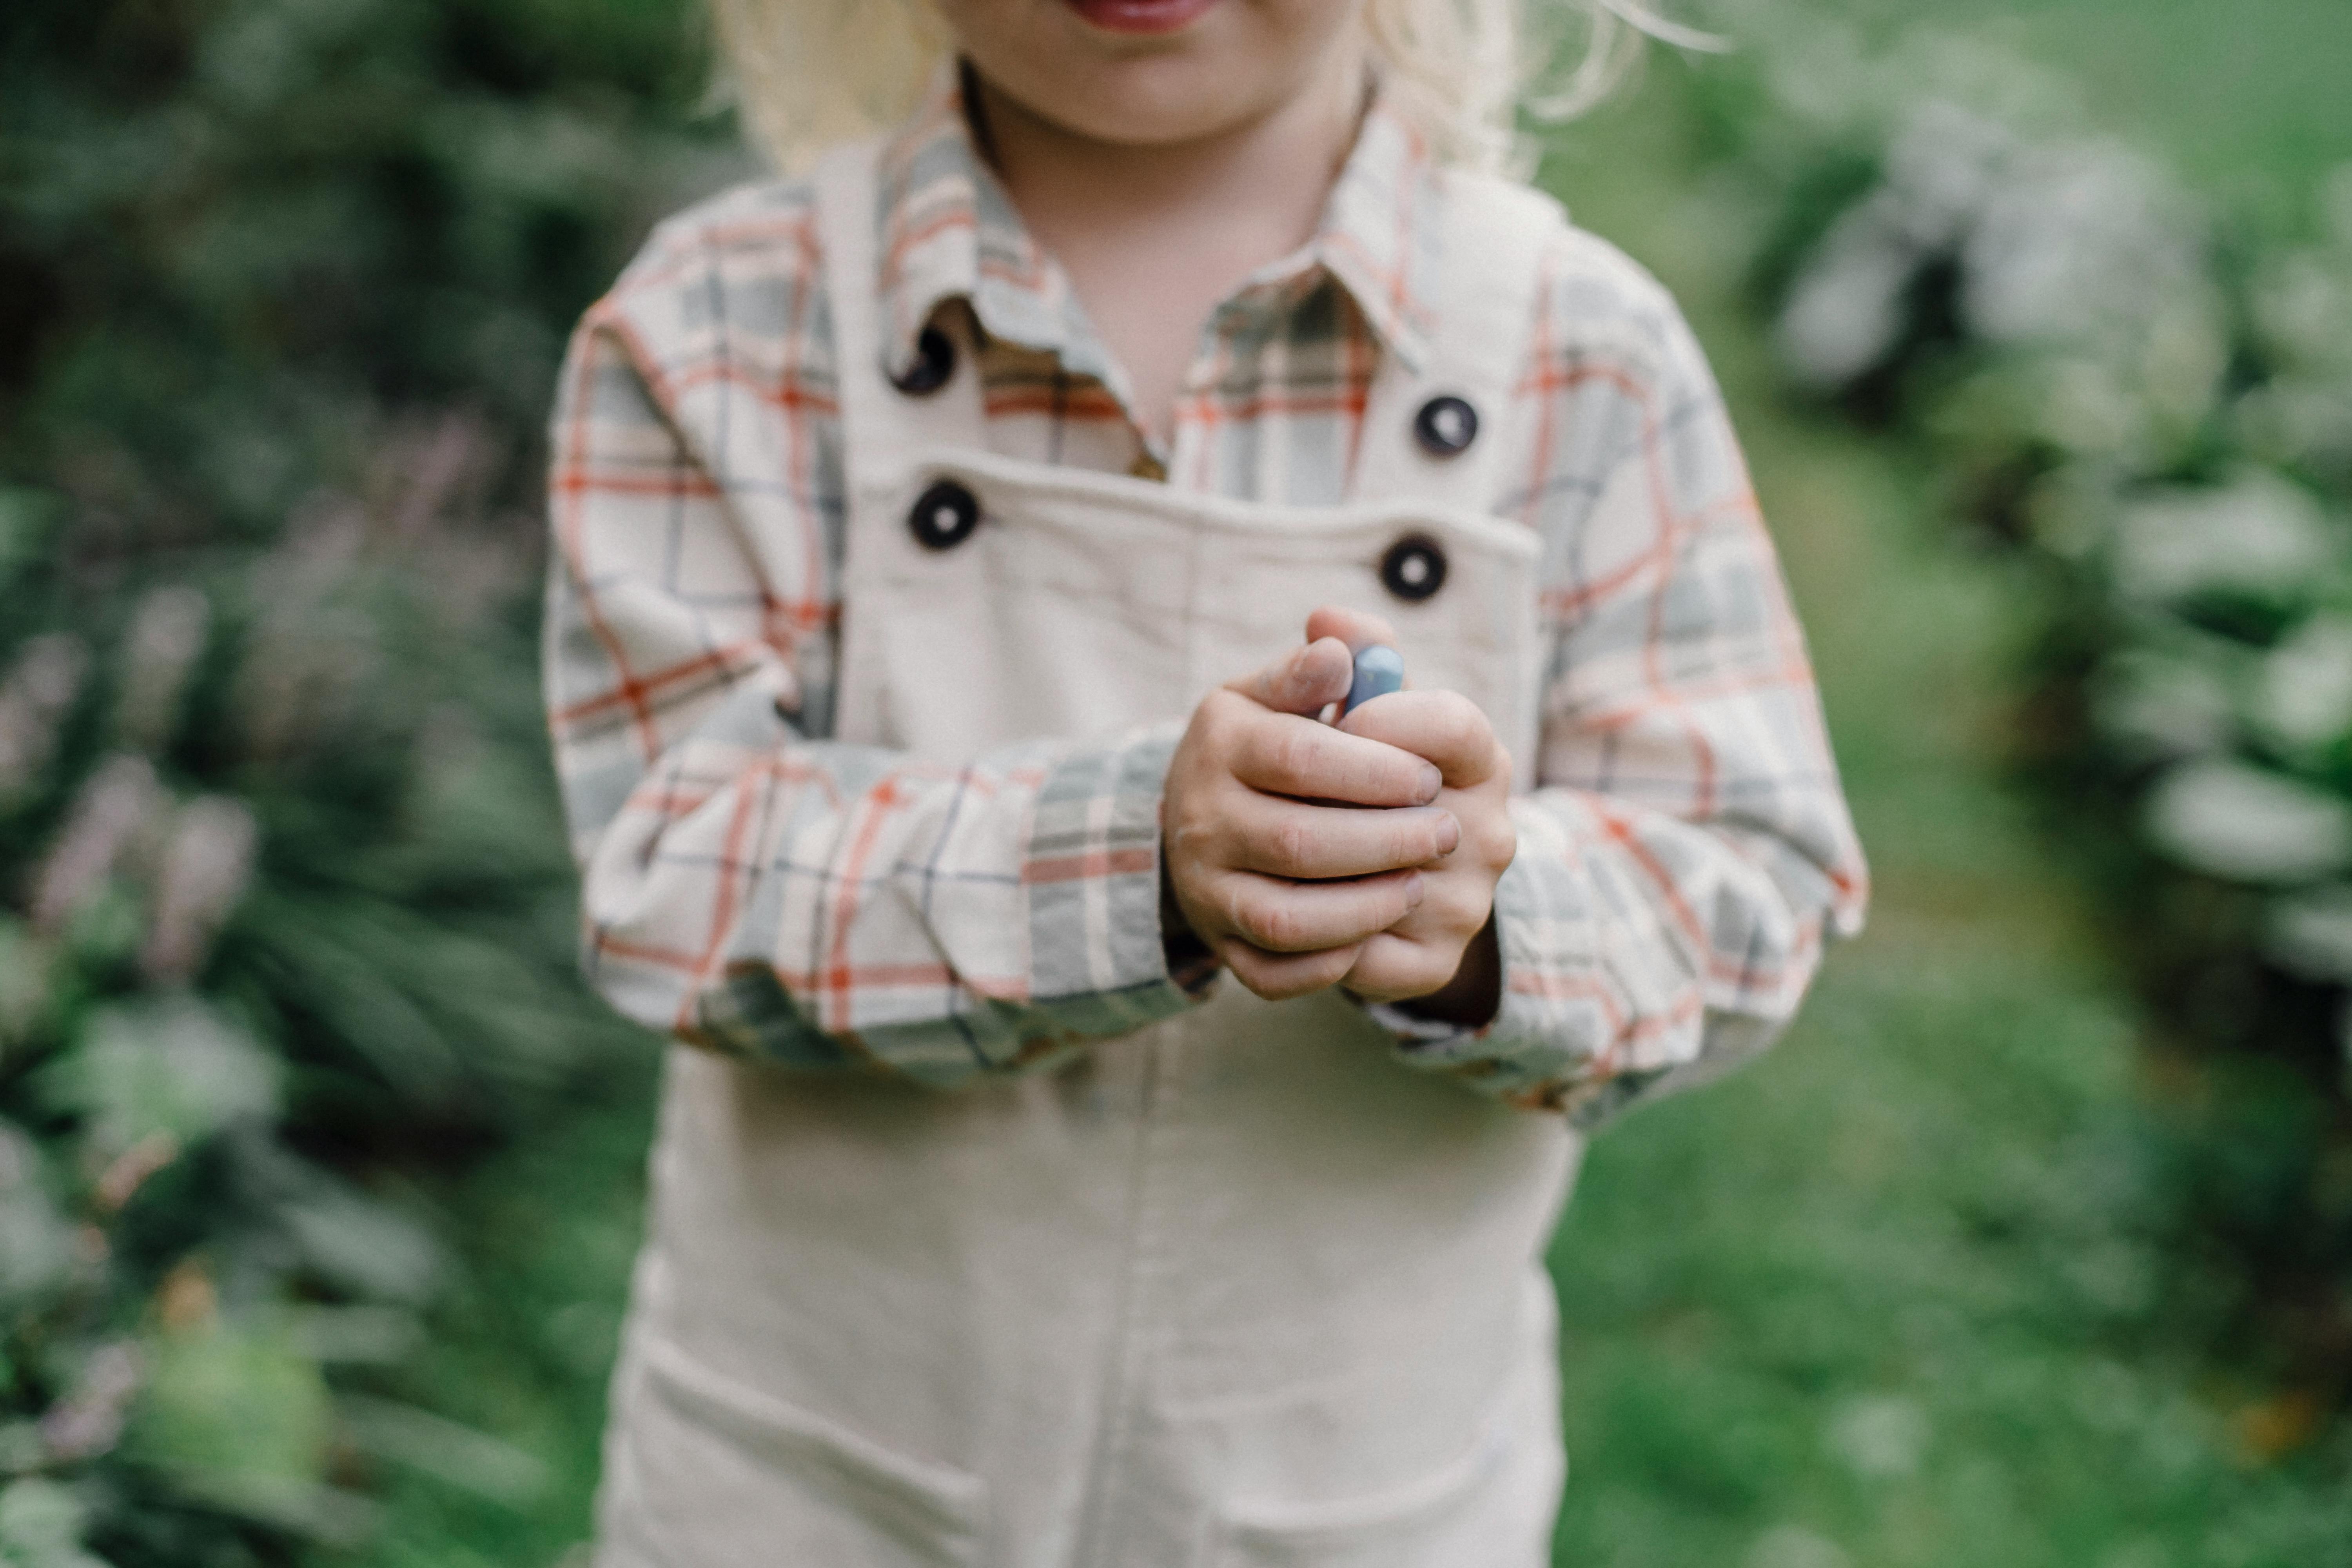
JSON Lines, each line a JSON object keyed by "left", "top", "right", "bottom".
{"left": 607, "top": 1336, "right": 987, "bottom": 1568}
{"left": 1205, "top": 1414, "right": 1550, "bottom": 1568}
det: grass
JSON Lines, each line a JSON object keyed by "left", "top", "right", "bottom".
{"left": 343, "top": 6, "right": 2352, "bottom": 1563}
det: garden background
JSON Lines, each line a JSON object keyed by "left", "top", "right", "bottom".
{"left": 2, "top": 1, "right": 2349, "bottom": 1564}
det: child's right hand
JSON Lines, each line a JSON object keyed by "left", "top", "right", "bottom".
{"left": 1162, "top": 639, "right": 1462, "bottom": 1001}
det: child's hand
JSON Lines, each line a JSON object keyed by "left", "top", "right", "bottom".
{"left": 1331, "top": 690, "right": 1514, "bottom": 1017}
{"left": 1163, "top": 638, "right": 1461, "bottom": 1002}
{"left": 1304, "top": 608, "right": 1517, "bottom": 1022}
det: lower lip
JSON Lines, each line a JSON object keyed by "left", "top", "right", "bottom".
{"left": 1062, "top": 0, "right": 1221, "bottom": 34}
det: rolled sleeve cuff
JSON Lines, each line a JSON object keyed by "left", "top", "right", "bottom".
{"left": 1375, "top": 808, "right": 1621, "bottom": 1113}
{"left": 1024, "top": 720, "right": 1207, "bottom": 1035}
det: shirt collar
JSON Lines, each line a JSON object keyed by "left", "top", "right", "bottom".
{"left": 871, "top": 67, "right": 1441, "bottom": 388}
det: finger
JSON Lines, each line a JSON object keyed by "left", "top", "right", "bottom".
{"left": 1373, "top": 871, "right": 1501, "bottom": 949}
{"left": 1225, "top": 637, "right": 1355, "bottom": 717}
{"left": 1341, "top": 931, "right": 1468, "bottom": 1005}
{"left": 1230, "top": 799, "right": 1459, "bottom": 879}
{"left": 1304, "top": 604, "right": 1399, "bottom": 654}
{"left": 1217, "top": 867, "right": 1425, "bottom": 953}
{"left": 1335, "top": 690, "right": 1504, "bottom": 788}
{"left": 1221, "top": 938, "right": 1365, "bottom": 1002}
{"left": 1232, "top": 712, "right": 1441, "bottom": 806}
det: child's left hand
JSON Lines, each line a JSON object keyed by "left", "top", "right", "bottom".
{"left": 1304, "top": 608, "right": 1517, "bottom": 1024}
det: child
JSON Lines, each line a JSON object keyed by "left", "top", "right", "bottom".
{"left": 543, "top": 0, "right": 1869, "bottom": 1563}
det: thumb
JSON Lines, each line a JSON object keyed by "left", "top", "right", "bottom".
{"left": 1304, "top": 604, "right": 1399, "bottom": 655}
{"left": 1225, "top": 636, "right": 1355, "bottom": 716}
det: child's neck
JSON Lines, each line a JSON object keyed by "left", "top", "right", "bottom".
{"left": 969, "top": 58, "right": 1365, "bottom": 449}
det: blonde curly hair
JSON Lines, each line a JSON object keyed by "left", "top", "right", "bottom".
{"left": 708, "top": 0, "right": 1720, "bottom": 175}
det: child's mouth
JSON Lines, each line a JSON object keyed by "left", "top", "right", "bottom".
{"left": 1062, "top": 0, "right": 1222, "bottom": 34}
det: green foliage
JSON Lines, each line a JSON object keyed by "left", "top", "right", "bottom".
{"left": 1, "top": 0, "right": 731, "bottom": 540}
{"left": 9, "top": 0, "right": 2348, "bottom": 1560}
{"left": 1715, "top": 6, "right": 2352, "bottom": 1414}
{"left": 1539, "top": 38, "right": 2352, "bottom": 1546}
{"left": 0, "top": 0, "right": 729, "bottom": 1561}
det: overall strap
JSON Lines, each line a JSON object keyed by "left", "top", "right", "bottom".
{"left": 1350, "top": 169, "right": 1563, "bottom": 511}
{"left": 813, "top": 138, "right": 985, "bottom": 499}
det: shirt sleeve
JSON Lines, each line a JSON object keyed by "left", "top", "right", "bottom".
{"left": 1377, "top": 239, "right": 1869, "bottom": 1128}
{"left": 542, "top": 207, "right": 1200, "bottom": 1087}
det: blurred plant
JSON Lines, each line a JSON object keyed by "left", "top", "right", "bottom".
{"left": 1705, "top": 7, "right": 2352, "bottom": 1430}
{"left": 0, "top": 0, "right": 733, "bottom": 1561}
{"left": 0, "top": 445, "right": 648, "bottom": 1564}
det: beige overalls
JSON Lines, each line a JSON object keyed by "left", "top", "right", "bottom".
{"left": 592, "top": 140, "right": 1584, "bottom": 1568}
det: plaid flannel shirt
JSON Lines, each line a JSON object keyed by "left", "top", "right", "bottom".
{"left": 543, "top": 77, "right": 1869, "bottom": 1125}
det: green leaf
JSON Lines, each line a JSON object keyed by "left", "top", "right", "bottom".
{"left": 277, "top": 1188, "right": 444, "bottom": 1305}
{"left": 0, "top": 922, "right": 52, "bottom": 1051}
{"left": 0, "top": 1126, "right": 72, "bottom": 1310}
{"left": 0, "top": 492, "right": 63, "bottom": 599}
{"left": 2109, "top": 473, "right": 2339, "bottom": 606}
{"left": 0, "top": 1477, "right": 112, "bottom": 1568}
{"left": 40, "top": 996, "right": 280, "bottom": 1159}
{"left": 130, "top": 1322, "right": 330, "bottom": 1496}
{"left": 337, "top": 1393, "right": 549, "bottom": 1507}
{"left": 2143, "top": 758, "right": 2352, "bottom": 884}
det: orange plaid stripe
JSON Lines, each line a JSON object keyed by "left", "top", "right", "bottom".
{"left": 543, "top": 72, "right": 1867, "bottom": 1114}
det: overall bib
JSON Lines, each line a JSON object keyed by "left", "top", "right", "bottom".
{"left": 594, "top": 142, "right": 1584, "bottom": 1568}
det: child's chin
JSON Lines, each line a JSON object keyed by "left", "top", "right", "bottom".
{"left": 985, "top": 55, "right": 1269, "bottom": 153}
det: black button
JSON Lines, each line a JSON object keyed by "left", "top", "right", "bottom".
{"left": 1379, "top": 534, "right": 1448, "bottom": 602}
{"left": 891, "top": 326, "right": 956, "bottom": 396}
{"left": 907, "top": 479, "right": 981, "bottom": 551}
{"left": 1413, "top": 394, "right": 1479, "bottom": 456}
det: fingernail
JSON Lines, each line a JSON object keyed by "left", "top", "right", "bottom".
{"left": 1402, "top": 871, "right": 1425, "bottom": 909}
{"left": 1416, "top": 762, "right": 1442, "bottom": 802}
{"left": 1435, "top": 813, "right": 1461, "bottom": 855}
